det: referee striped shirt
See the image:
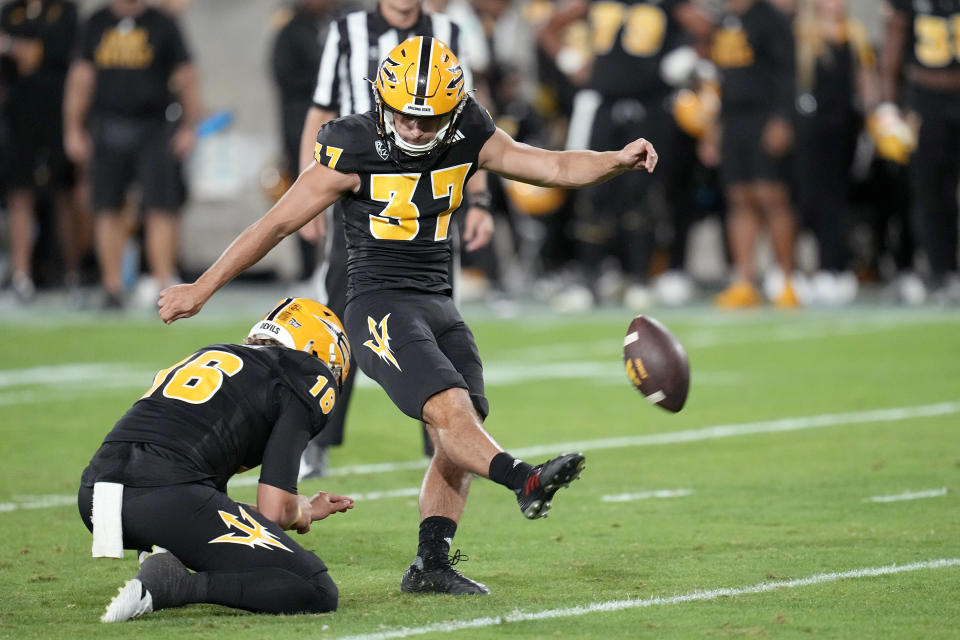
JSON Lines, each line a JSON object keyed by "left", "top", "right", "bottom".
{"left": 311, "top": 7, "right": 472, "bottom": 116}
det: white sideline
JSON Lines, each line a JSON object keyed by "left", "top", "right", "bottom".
{"left": 865, "top": 488, "right": 948, "bottom": 503}
{"left": 334, "top": 558, "right": 960, "bottom": 640}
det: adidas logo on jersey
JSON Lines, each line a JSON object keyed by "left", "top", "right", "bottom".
{"left": 450, "top": 130, "right": 465, "bottom": 143}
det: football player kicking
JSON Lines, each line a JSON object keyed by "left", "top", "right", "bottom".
{"left": 79, "top": 298, "right": 354, "bottom": 621}
{"left": 159, "top": 36, "right": 657, "bottom": 595}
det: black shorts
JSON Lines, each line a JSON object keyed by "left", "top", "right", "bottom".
{"left": 5, "top": 92, "right": 74, "bottom": 190}
{"left": 90, "top": 115, "right": 186, "bottom": 212}
{"left": 77, "top": 482, "right": 328, "bottom": 582}
{"left": 344, "top": 290, "right": 489, "bottom": 421}
{"left": 721, "top": 112, "right": 791, "bottom": 187}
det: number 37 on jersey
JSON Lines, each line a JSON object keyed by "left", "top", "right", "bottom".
{"left": 318, "top": 141, "right": 472, "bottom": 243}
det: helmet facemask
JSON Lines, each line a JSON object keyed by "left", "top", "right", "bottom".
{"left": 380, "top": 103, "right": 465, "bottom": 157}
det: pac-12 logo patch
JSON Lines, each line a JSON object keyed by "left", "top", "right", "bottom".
{"left": 208, "top": 505, "right": 292, "bottom": 552}
{"left": 364, "top": 314, "right": 401, "bottom": 371}
{"left": 375, "top": 139, "right": 389, "bottom": 160}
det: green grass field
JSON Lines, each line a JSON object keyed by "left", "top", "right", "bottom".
{"left": 1, "top": 297, "right": 959, "bottom": 639}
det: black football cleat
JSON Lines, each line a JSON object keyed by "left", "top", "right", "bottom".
{"left": 400, "top": 551, "right": 490, "bottom": 595}
{"left": 517, "top": 452, "right": 586, "bottom": 519}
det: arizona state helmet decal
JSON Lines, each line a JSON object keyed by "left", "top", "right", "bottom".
{"left": 374, "top": 36, "right": 468, "bottom": 156}
{"left": 247, "top": 297, "right": 351, "bottom": 386}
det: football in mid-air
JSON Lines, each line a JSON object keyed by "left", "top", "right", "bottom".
{"left": 623, "top": 315, "right": 690, "bottom": 413}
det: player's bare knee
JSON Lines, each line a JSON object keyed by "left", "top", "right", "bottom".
{"left": 422, "top": 387, "right": 473, "bottom": 428}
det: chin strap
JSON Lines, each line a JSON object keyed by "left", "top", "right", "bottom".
{"left": 373, "top": 92, "right": 468, "bottom": 159}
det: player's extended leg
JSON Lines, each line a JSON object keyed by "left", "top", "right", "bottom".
{"left": 346, "top": 293, "right": 585, "bottom": 594}
{"left": 421, "top": 387, "right": 586, "bottom": 521}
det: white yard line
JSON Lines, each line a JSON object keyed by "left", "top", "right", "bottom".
{"left": 506, "top": 313, "right": 960, "bottom": 361}
{"left": 5, "top": 401, "right": 956, "bottom": 514}
{"left": 320, "top": 400, "right": 959, "bottom": 477}
{"left": 0, "top": 363, "right": 740, "bottom": 406}
{"left": 507, "top": 400, "right": 960, "bottom": 459}
{"left": 865, "top": 488, "right": 948, "bottom": 503}
{"left": 333, "top": 558, "right": 960, "bottom": 640}
{"left": 601, "top": 489, "right": 693, "bottom": 502}
{"left": 0, "top": 495, "right": 77, "bottom": 512}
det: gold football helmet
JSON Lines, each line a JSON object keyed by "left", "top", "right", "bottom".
{"left": 672, "top": 83, "right": 720, "bottom": 139}
{"left": 247, "top": 297, "right": 351, "bottom": 386}
{"left": 373, "top": 36, "right": 467, "bottom": 156}
{"left": 503, "top": 180, "right": 565, "bottom": 216}
{"left": 867, "top": 104, "right": 916, "bottom": 166}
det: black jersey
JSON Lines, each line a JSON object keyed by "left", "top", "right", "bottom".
{"left": 314, "top": 97, "right": 497, "bottom": 300}
{"left": 82, "top": 344, "right": 338, "bottom": 492}
{"left": 710, "top": 0, "right": 795, "bottom": 116}
{"left": 587, "top": 0, "right": 685, "bottom": 100}
{"left": 0, "top": 1, "right": 78, "bottom": 85}
{"left": 79, "top": 5, "right": 191, "bottom": 118}
{"left": 887, "top": 0, "right": 960, "bottom": 73}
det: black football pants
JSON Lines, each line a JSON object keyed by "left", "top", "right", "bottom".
{"left": 78, "top": 482, "right": 337, "bottom": 614}
{"left": 909, "top": 86, "right": 960, "bottom": 284}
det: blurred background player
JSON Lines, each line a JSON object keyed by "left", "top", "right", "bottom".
{"left": 793, "top": 0, "right": 877, "bottom": 305}
{"left": 269, "top": 0, "right": 341, "bottom": 283}
{"left": 63, "top": 0, "right": 201, "bottom": 309}
{"left": 879, "top": 0, "right": 960, "bottom": 303}
{"left": 539, "top": 0, "right": 712, "bottom": 311}
{"left": 705, "top": 0, "right": 800, "bottom": 308}
{"left": 0, "top": 0, "right": 90, "bottom": 302}
{"left": 79, "top": 297, "right": 354, "bottom": 621}
{"left": 295, "top": 0, "right": 486, "bottom": 477}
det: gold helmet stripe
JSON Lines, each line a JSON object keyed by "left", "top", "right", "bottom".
{"left": 265, "top": 297, "right": 294, "bottom": 321}
{"left": 414, "top": 35, "right": 433, "bottom": 105}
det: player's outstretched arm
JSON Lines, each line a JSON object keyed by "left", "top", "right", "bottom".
{"left": 477, "top": 128, "right": 658, "bottom": 189}
{"left": 158, "top": 163, "right": 360, "bottom": 324}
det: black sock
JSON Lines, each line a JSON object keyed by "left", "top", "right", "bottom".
{"left": 175, "top": 573, "right": 207, "bottom": 608}
{"left": 488, "top": 452, "right": 534, "bottom": 493}
{"left": 137, "top": 552, "right": 206, "bottom": 610}
{"left": 417, "top": 516, "right": 457, "bottom": 569}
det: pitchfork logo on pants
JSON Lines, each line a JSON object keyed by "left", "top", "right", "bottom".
{"left": 209, "top": 506, "right": 292, "bottom": 552}
{"left": 364, "top": 314, "right": 401, "bottom": 371}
